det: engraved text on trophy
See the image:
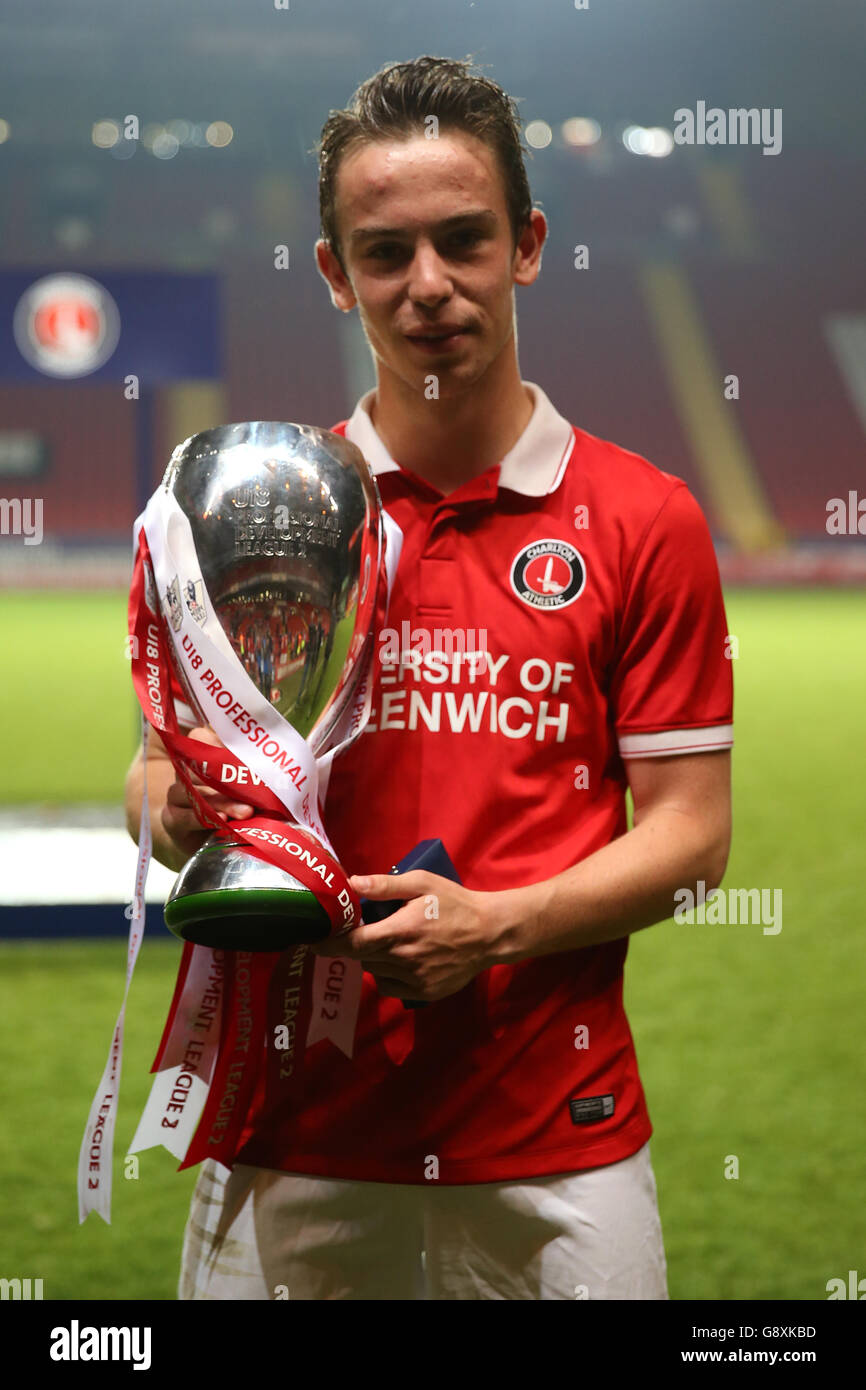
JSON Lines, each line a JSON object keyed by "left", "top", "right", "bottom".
{"left": 231, "top": 482, "right": 341, "bottom": 559}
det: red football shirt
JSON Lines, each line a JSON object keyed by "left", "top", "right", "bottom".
{"left": 231, "top": 382, "right": 734, "bottom": 1183}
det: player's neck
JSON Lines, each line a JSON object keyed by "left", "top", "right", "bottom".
{"left": 368, "top": 350, "right": 534, "bottom": 496}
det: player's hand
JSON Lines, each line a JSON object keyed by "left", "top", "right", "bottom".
{"left": 310, "top": 870, "right": 501, "bottom": 1002}
{"left": 161, "top": 725, "right": 255, "bottom": 860}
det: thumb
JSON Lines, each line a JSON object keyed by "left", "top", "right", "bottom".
{"left": 349, "top": 870, "right": 435, "bottom": 901}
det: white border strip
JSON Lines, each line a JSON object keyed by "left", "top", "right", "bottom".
{"left": 618, "top": 724, "right": 733, "bottom": 758}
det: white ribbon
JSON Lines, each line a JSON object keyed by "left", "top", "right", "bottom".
{"left": 127, "top": 946, "right": 226, "bottom": 1160}
{"left": 78, "top": 720, "right": 152, "bottom": 1224}
{"left": 142, "top": 487, "right": 332, "bottom": 848}
{"left": 127, "top": 477, "right": 401, "bottom": 1167}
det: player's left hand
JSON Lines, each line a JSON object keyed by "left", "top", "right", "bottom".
{"left": 309, "top": 871, "right": 500, "bottom": 1002}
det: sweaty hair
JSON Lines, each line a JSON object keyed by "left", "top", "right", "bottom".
{"left": 315, "top": 54, "right": 533, "bottom": 270}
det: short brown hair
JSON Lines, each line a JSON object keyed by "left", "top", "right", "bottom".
{"left": 315, "top": 55, "right": 533, "bottom": 269}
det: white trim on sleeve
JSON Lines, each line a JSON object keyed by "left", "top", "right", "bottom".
{"left": 618, "top": 725, "right": 733, "bottom": 758}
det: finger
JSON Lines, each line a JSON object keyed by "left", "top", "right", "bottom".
{"left": 310, "top": 925, "right": 398, "bottom": 959}
{"left": 165, "top": 779, "right": 253, "bottom": 820}
{"left": 162, "top": 802, "right": 212, "bottom": 836}
{"left": 349, "top": 870, "right": 439, "bottom": 901}
{"left": 162, "top": 796, "right": 228, "bottom": 842}
{"left": 313, "top": 912, "right": 425, "bottom": 962}
{"left": 189, "top": 725, "right": 224, "bottom": 747}
{"left": 192, "top": 781, "right": 256, "bottom": 817}
{"left": 160, "top": 805, "right": 211, "bottom": 858}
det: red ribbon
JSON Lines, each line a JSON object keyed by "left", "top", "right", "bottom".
{"left": 129, "top": 529, "right": 367, "bottom": 1168}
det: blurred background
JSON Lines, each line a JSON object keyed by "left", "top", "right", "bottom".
{"left": 0, "top": 0, "right": 864, "bottom": 1301}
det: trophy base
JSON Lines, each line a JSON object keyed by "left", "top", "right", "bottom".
{"left": 164, "top": 835, "right": 332, "bottom": 950}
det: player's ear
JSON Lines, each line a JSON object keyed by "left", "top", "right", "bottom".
{"left": 315, "top": 238, "right": 357, "bottom": 312}
{"left": 512, "top": 208, "right": 547, "bottom": 287}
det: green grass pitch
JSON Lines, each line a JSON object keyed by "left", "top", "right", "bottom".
{"left": 0, "top": 590, "right": 137, "bottom": 804}
{"left": 0, "top": 587, "right": 864, "bottom": 1299}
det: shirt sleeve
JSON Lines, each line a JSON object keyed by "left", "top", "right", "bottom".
{"left": 610, "top": 482, "right": 734, "bottom": 759}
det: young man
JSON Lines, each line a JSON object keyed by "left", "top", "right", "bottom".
{"left": 126, "top": 55, "right": 733, "bottom": 1300}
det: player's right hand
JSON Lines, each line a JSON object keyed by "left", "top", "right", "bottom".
{"left": 161, "top": 725, "right": 255, "bottom": 859}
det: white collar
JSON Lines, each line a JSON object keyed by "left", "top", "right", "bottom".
{"left": 343, "top": 381, "right": 575, "bottom": 497}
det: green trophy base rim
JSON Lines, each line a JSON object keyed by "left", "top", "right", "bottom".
{"left": 163, "top": 886, "right": 332, "bottom": 950}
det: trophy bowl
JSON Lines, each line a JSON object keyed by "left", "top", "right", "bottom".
{"left": 156, "top": 421, "right": 383, "bottom": 948}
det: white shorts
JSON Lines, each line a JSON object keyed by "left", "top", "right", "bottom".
{"left": 178, "top": 1142, "right": 668, "bottom": 1300}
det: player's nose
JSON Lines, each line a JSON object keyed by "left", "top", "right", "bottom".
{"left": 407, "top": 241, "right": 453, "bottom": 305}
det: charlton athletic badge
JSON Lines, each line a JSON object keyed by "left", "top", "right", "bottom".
{"left": 13, "top": 273, "right": 121, "bottom": 379}
{"left": 510, "top": 538, "right": 586, "bottom": 610}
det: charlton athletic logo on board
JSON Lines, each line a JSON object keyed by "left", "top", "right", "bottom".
{"left": 510, "top": 538, "right": 586, "bottom": 610}
{"left": 13, "top": 273, "right": 121, "bottom": 378}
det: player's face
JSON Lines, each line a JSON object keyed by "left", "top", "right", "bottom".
{"left": 318, "top": 130, "right": 545, "bottom": 396}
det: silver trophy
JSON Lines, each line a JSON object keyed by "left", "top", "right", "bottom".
{"left": 154, "top": 422, "right": 383, "bottom": 950}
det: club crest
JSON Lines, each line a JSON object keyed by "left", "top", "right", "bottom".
{"left": 510, "top": 538, "right": 586, "bottom": 610}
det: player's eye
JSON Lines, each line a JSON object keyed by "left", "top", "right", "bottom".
{"left": 444, "top": 229, "right": 484, "bottom": 251}
{"left": 366, "top": 242, "right": 406, "bottom": 261}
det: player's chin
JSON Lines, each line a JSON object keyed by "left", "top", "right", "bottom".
{"left": 401, "top": 350, "right": 487, "bottom": 394}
